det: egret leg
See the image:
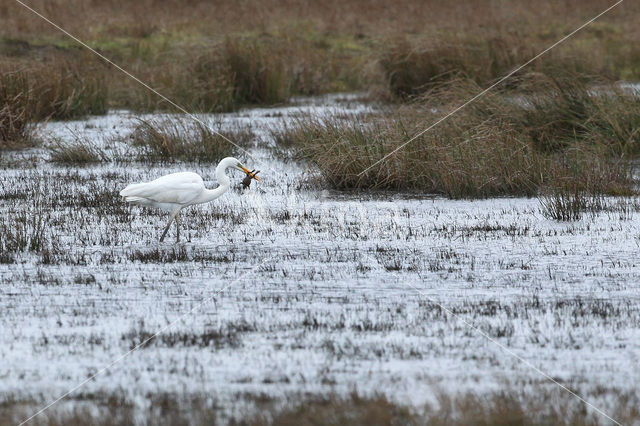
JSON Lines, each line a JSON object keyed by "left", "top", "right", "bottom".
{"left": 160, "top": 210, "right": 180, "bottom": 242}
{"left": 175, "top": 213, "right": 180, "bottom": 243}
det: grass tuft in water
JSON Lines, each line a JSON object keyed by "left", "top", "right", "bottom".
{"left": 48, "top": 135, "right": 110, "bottom": 164}
{"left": 130, "top": 118, "right": 253, "bottom": 162}
{"left": 274, "top": 73, "right": 639, "bottom": 200}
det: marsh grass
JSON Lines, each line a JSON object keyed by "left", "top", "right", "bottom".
{"left": 0, "top": 209, "right": 48, "bottom": 253}
{"left": 379, "top": 35, "right": 530, "bottom": 98}
{"left": 0, "top": 57, "right": 108, "bottom": 122}
{"left": 122, "top": 326, "right": 244, "bottom": 350}
{"left": 515, "top": 75, "right": 640, "bottom": 155}
{"left": 121, "top": 317, "right": 256, "bottom": 350}
{"left": 2, "top": 34, "right": 347, "bottom": 117}
{"left": 222, "top": 38, "right": 290, "bottom": 105}
{"left": 0, "top": 55, "right": 107, "bottom": 150}
{"left": 125, "top": 46, "right": 237, "bottom": 113}
{"left": 4, "top": 1, "right": 639, "bottom": 116}
{"left": 0, "top": 208, "right": 61, "bottom": 265}
{"left": 48, "top": 135, "right": 109, "bottom": 164}
{"left": 377, "top": 33, "right": 628, "bottom": 99}
{"left": 539, "top": 189, "right": 596, "bottom": 221}
{"left": 275, "top": 74, "right": 639, "bottom": 198}
{"left": 272, "top": 108, "right": 544, "bottom": 197}
{"left": 2, "top": 388, "right": 637, "bottom": 426}
{"left": 539, "top": 185, "right": 640, "bottom": 222}
{"left": 0, "top": 102, "right": 37, "bottom": 149}
{"left": 32, "top": 59, "right": 108, "bottom": 120}
{"left": 119, "top": 37, "right": 347, "bottom": 113}
{"left": 127, "top": 246, "right": 233, "bottom": 263}
{"left": 130, "top": 117, "right": 253, "bottom": 162}
{"left": 0, "top": 69, "right": 38, "bottom": 148}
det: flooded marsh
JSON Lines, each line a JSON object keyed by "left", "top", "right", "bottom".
{"left": 1, "top": 96, "right": 640, "bottom": 425}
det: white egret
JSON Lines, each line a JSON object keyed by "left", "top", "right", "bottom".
{"left": 120, "top": 157, "right": 261, "bottom": 242}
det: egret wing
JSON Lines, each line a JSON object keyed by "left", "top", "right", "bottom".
{"left": 120, "top": 172, "right": 205, "bottom": 205}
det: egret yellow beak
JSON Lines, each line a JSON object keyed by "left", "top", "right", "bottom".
{"left": 242, "top": 166, "right": 262, "bottom": 181}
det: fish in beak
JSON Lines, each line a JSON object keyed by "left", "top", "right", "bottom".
{"left": 241, "top": 166, "right": 261, "bottom": 181}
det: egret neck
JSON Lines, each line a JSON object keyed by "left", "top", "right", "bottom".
{"left": 192, "top": 159, "right": 232, "bottom": 205}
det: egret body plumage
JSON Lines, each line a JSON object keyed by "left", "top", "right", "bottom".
{"left": 120, "top": 157, "right": 260, "bottom": 242}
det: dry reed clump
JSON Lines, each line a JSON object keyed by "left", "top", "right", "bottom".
{"left": 125, "top": 38, "right": 293, "bottom": 112}
{"left": 48, "top": 136, "right": 110, "bottom": 164}
{"left": 1, "top": 53, "right": 108, "bottom": 149}
{"left": 2, "top": 0, "right": 640, "bottom": 116}
{"left": 0, "top": 99, "right": 37, "bottom": 149}
{"left": 32, "top": 59, "right": 108, "bottom": 120}
{"left": 0, "top": 56, "right": 108, "bottom": 123}
{"left": 275, "top": 73, "right": 639, "bottom": 198}
{"left": 121, "top": 38, "right": 291, "bottom": 112}
{"left": 539, "top": 189, "right": 596, "bottom": 221}
{"left": 122, "top": 37, "right": 346, "bottom": 113}
{"left": 0, "top": 387, "right": 638, "bottom": 425}
{"left": 0, "top": 68, "right": 38, "bottom": 148}
{"left": 274, "top": 111, "right": 543, "bottom": 198}
{"left": 514, "top": 74, "right": 640, "bottom": 155}
{"left": 379, "top": 35, "right": 569, "bottom": 99}
{"left": 240, "top": 388, "right": 638, "bottom": 426}
{"left": 122, "top": 46, "right": 236, "bottom": 113}
{"left": 538, "top": 146, "right": 633, "bottom": 220}
{"left": 221, "top": 38, "right": 291, "bottom": 106}
{"left": 378, "top": 28, "right": 640, "bottom": 99}
{"left": 130, "top": 117, "right": 253, "bottom": 162}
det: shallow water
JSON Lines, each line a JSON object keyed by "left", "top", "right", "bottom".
{"left": 1, "top": 94, "right": 639, "bottom": 423}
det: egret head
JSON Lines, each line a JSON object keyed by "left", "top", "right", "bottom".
{"left": 227, "top": 157, "right": 262, "bottom": 181}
